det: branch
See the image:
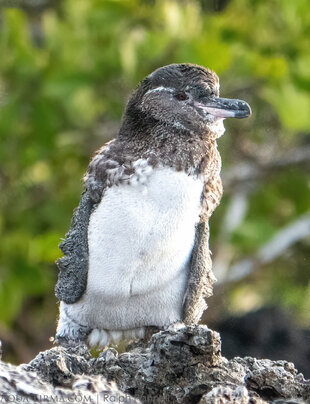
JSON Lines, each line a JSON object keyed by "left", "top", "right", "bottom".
{"left": 219, "top": 212, "right": 310, "bottom": 283}
{"left": 212, "top": 191, "right": 249, "bottom": 283}
{"left": 223, "top": 145, "right": 310, "bottom": 191}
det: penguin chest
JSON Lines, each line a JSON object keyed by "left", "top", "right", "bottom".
{"left": 87, "top": 167, "right": 204, "bottom": 302}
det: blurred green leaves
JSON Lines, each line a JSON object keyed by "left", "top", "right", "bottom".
{"left": 264, "top": 84, "right": 310, "bottom": 131}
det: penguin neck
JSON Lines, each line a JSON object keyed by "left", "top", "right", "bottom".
{"left": 118, "top": 112, "right": 220, "bottom": 177}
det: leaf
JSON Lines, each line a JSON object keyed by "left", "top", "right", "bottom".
{"left": 263, "top": 83, "right": 310, "bottom": 132}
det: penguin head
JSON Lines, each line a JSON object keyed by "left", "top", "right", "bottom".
{"left": 125, "top": 63, "right": 251, "bottom": 138}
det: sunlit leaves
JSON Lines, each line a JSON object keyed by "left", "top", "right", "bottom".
{"left": 264, "top": 84, "right": 310, "bottom": 131}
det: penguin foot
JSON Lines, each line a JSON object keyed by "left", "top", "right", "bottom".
{"left": 88, "top": 329, "right": 109, "bottom": 348}
{"left": 56, "top": 303, "right": 90, "bottom": 345}
{"left": 88, "top": 327, "right": 146, "bottom": 349}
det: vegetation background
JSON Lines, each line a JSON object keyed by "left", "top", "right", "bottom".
{"left": 0, "top": 0, "right": 309, "bottom": 367}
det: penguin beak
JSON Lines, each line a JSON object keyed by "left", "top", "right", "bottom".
{"left": 195, "top": 96, "right": 252, "bottom": 119}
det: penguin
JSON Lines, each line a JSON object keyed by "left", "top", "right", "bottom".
{"left": 55, "top": 63, "right": 251, "bottom": 348}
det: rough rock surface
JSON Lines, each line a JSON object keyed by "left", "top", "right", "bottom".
{"left": 1, "top": 325, "right": 309, "bottom": 403}
{"left": 0, "top": 360, "right": 138, "bottom": 403}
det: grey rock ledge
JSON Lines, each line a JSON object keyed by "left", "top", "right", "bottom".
{"left": 1, "top": 325, "right": 309, "bottom": 403}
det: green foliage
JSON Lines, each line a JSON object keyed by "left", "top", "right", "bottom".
{"left": 0, "top": 0, "right": 309, "bottom": 359}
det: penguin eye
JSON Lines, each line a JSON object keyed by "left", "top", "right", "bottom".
{"left": 175, "top": 92, "right": 188, "bottom": 101}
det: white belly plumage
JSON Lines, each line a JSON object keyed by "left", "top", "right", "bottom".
{"left": 58, "top": 167, "right": 204, "bottom": 345}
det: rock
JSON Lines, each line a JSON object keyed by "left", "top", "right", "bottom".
{"left": 1, "top": 325, "right": 309, "bottom": 403}
{"left": 25, "top": 343, "right": 91, "bottom": 386}
{"left": 200, "top": 386, "right": 266, "bottom": 404}
{"left": 0, "top": 360, "right": 139, "bottom": 403}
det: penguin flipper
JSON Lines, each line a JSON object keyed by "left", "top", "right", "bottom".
{"left": 182, "top": 221, "right": 216, "bottom": 325}
{"left": 182, "top": 176, "right": 222, "bottom": 324}
{"left": 55, "top": 190, "right": 95, "bottom": 304}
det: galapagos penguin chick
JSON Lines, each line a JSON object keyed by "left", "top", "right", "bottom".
{"left": 55, "top": 63, "right": 251, "bottom": 348}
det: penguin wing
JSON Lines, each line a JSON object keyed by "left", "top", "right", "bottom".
{"left": 182, "top": 176, "right": 222, "bottom": 324}
{"left": 182, "top": 221, "right": 215, "bottom": 324}
{"left": 55, "top": 189, "right": 97, "bottom": 304}
{"left": 55, "top": 138, "right": 132, "bottom": 304}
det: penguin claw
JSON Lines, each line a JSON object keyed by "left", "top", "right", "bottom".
{"left": 109, "top": 330, "right": 123, "bottom": 344}
{"left": 88, "top": 328, "right": 112, "bottom": 348}
{"left": 88, "top": 329, "right": 101, "bottom": 347}
{"left": 98, "top": 330, "right": 109, "bottom": 348}
{"left": 87, "top": 327, "right": 147, "bottom": 349}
